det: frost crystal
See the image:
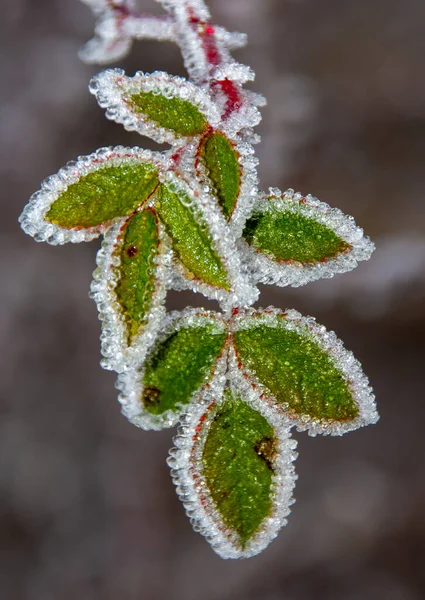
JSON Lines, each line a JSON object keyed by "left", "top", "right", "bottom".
{"left": 19, "top": 0, "right": 379, "bottom": 559}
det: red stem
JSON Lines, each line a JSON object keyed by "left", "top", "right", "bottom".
{"left": 107, "top": 1, "right": 244, "bottom": 120}
{"left": 185, "top": 5, "right": 243, "bottom": 119}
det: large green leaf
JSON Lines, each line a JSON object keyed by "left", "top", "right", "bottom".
{"left": 202, "top": 390, "right": 275, "bottom": 548}
{"left": 45, "top": 162, "right": 159, "bottom": 230}
{"left": 199, "top": 131, "right": 241, "bottom": 219}
{"left": 154, "top": 183, "right": 230, "bottom": 290}
{"left": 234, "top": 314, "right": 359, "bottom": 425}
{"left": 114, "top": 208, "right": 160, "bottom": 344}
{"left": 243, "top": 198, "right": 350, "bottom": 264}
{"left": 140, "top": 316, "right": 226, "bottom": 418}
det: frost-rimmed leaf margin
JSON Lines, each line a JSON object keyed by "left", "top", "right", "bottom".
{"left": 158, "top": 171, "right": 259, "bottom": 310}
{"left": 167, "top": 373, "right": 297, "bottom": 559}
{"left": 90, "top": 69, "right": 221, "bottom": 145}
{"left": 239, "top": 188, "right": 375, "bottom": 288}
{"left": 18, "top": 146, "right": 167, "bottom": 245}
{"left": 196, "top": 130, "right": 242, "bottom": 220}
{"left": 90, "top": 213, "right": 171, "bottom": 372}
{"left": 227, "top": 140, "right": 261, "bottom": 239}
{"left": 231, "top": 307, "right": 379, "bottom": 436}
{"left": 194, "top": 134, "right": 260, "bottom": 239}
{"left": 116, "top": 308, "right": 228, "bottom": 430}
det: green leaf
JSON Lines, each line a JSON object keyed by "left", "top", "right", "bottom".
{"left": 45, "top": 162, "right": 159, "bottom": 229}
{"left": 202, "top": 390, "right": 275, "bottom": 547}
{"left": 243, "top": 200, "right": 350, "bottom": 264}
{"left": 169, "top": 378, "right": 298, "bottom": 558}
{"left": 129, "top": 91, "right": 208, "bottom": 137}
{"left": 241, "top": 191, "right": 375, "bottom": 288}
{"left": 234, "top": 315, "right": 359, "bottom": 424}
{"left": 154, "top": 183, "right": 230, "bottom": 290}
{"left": 141, "top": 317, "right": 226, "bottom": 417}
{"left": 91, "top": 71, "right": 218, "bottom": 145}
{"left": 114, "top": 208, "right": 160, "bottom": 344}
{"left": 199, "top": 131, "right": 241, "bottom": 219}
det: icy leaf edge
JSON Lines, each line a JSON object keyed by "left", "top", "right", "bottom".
{"left": 90, "top": 69, "right": 221, "bottom": 145}
{"left": 19, "top": 146, "right": 164, "bottom": 245}
{"left": 168, "top": 374, "right": 297, "bottom": 559}
{"left": 232, "top": 307, "right": 379, "bottom": 437}
{"left": 154, "top": 173, "right": 259, "bottom": 310}
{"left": 116, "top": 309, "right": 228, "bottom": 430}
{"left": 90, "top": 209, "right": 171, "bottom": 372}
{"left": 239, "top": 188, "right": 375, "bottom": 288}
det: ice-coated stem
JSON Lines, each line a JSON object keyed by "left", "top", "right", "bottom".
{"left": 155, "top": 0, "right": 249, "bottom": 120}
{"left": 81, "top": 0, "right": 250, "bottom": 121}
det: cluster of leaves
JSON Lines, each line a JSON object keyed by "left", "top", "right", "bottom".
{"left": 19, "top": 0, "right": 378, "bottom": 559}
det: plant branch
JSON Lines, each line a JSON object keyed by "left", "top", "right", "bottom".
{"left": 80, "top": 0, "right": 249, "bottom": 120}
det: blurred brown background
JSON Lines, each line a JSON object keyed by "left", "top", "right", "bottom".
{"left": 1, "top": 1, "right": 425, "bottom": 598}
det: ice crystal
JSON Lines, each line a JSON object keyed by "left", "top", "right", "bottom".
{"left": 19, "top": 0, "right": 378, "bottom": 559}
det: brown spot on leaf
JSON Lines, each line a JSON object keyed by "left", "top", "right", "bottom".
{"left": 254, "top": 437, "right": 277, "bottom": 472}
{"left": 142, "top": 386, "right": 161, "bottom": 408}
{"left": 126, "top": 245, "right": 138, "bottom": 257}
{"left": 219, "top": 489, "right": 231, "bottom": 501}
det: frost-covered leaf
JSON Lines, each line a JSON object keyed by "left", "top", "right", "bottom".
{"left": 45, "top": 165, "right": 157, "bottom": 229}
{"left": 241, "top": 189, "right": 375, "bottom": 287}
{"left": 90, "top": 69, "right": 220, "bottom": 144}
{"left": 169, "top": 384, "right": 297, "bottom": 558}
{"left": 117, "top": 310, "right": 227, "bottom": 429}
{"left": 197, "top": 131, "right": 241, "bottom": 219}
{"left": 154, "top": 182, "right": 231, "bottom": 291}
{"left": 19, "top": 147, "right": 161, "bottom": 244}
{"left": 152, "top": 174, "right": 259, "bottom": 309}
{"left": 90, "top": 208, "right": 168, "bottom": 372}
{"left": 114, "top": 209, "right": 161, "bottom": 342}
{"left": 203, "top": 392, "right": 275, "bottom": 543}
{"left": 232, "top": 308, "right": 378, "bottom": 436}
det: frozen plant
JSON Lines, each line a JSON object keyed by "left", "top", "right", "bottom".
{"left": 19, "top": 0, "right": 379, "bottom": 559}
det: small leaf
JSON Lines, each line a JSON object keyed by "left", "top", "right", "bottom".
{"left": 129, "top": 92, "right": 207, "bottom": 136}
{"left": 117, "top": 311, "right": 227, "bottom": 429}
{"left": 114, "top": 208, "right": 160, "bottom": 344}
{"left": 91, "top": 69, "right": 220, "bottom": 144}
{"left": 19, "top": 147, "right": 161, "bottom": 244}
{"left": 241, "top": 189, "right": 374, "bottom": 287}
{"left": 46, "top": 163, "right": 158, "bottom": 229}
{"left": 142, "top": 321, "right": 226, "bottom": 415}
{"left": 233, "top": 309, "right": 378, "bottom": 435}
{"left": 168, "top": 384, "right": 297, "bottom": 558}
{"left": 90, "top": 208, "right": 168, "bottom": 372}
{"left": 154, "top": 183, "right": 230, "bottom": 291}
{"left": 198, "top": 131, "right": 241, "bottom": 219}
